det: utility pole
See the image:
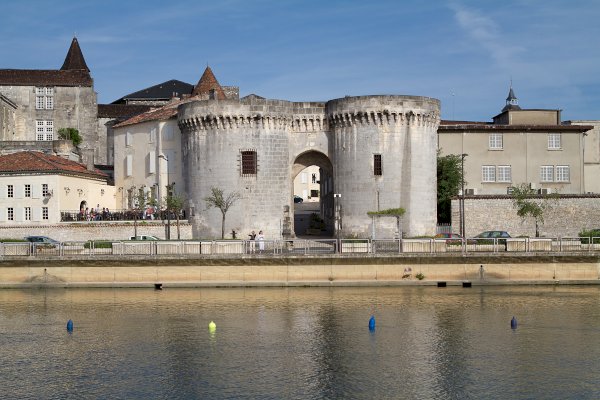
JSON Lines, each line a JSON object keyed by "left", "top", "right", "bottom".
{"left": 158, "top": 154, "right": 171, "bottom": 240}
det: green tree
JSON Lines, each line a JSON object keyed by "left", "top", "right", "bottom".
{"left": 57, "top": 127, "right": 82, "bottom": 146}
{"left": 204, "top": 187, "right": 241, "bottom": 239}
{"left": 164, "top": 183, "right": 185, "bottom": 240}
{"left": 130, "top": 186, "right": 150, "bottom": 238}
{"left": 511, "top": 183, "right": 558, "bottom": 237}
{"left": 437, "top": 152, "right": 464, "bottom": 223}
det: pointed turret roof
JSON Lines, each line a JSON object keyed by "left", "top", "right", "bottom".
{"left": 61, "top": 37, "right": 90, "bottom": 72}
{"left": 501, "top": 85, "right": 521, "bottom": 112}
{"left": 191, "top": 66, "right": 226, "bottom": 99}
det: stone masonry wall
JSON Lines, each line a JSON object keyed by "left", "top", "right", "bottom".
{"left": 451, "top": 196, "right": 600, "bottom": 237}
{"left": 0, "top": 222, "right": 192, "bottom": 242}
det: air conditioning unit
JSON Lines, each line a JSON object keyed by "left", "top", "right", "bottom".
{"left": 538, "top": 188, "right": 550, "bottom": 195}
{"left": 464, "top": 188, "right": 476, "bottom": 195}
{"left": 507, "top": 186, "right": 515, "bottom": 195}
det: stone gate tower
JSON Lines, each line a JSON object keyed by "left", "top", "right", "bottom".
{"left": 178, "top": 69, "right": 440, "bottom": 239}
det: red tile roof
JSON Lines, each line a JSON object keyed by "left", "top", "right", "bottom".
{"left": 191, "top": 66, "right": 226, "bottom": 99}
{"left": 0, "top": 151, "right": 108, "bottom": 180}
{"left": 112, "top": 96, "right": 200, "bottom": 128}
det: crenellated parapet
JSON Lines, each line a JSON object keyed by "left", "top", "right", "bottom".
{"left": 326, "top": 95, "right": 440, "bottom": 129}
{"left": 179, "top": 113, "right": 292, "bottom": 132}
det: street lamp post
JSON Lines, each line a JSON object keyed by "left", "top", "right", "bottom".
{"left": 460, "top": 153, "right": 468, "bottom": 240}
{"left": 333, "top": 193, "right": 342, "bottom": 250}
{"left": 158, "top": 154, "right": 171, "bottom": 240}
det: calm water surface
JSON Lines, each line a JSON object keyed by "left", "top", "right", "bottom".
{"left": 0, "top": 286, "right": 599, "bottom": 399}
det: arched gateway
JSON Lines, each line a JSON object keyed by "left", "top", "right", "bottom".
{"left": 178, "top": 95, "right": 440, "bottom": 239}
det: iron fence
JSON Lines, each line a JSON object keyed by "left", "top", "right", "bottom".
{"left": 2, "top": 237, "right": 600, "bottom": 258}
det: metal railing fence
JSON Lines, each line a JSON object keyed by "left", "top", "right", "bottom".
{"left": 2, "top": 237, "right": 600, "bottom": 258}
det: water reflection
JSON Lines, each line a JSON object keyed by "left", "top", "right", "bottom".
{"left": 0, "top": 287, "right": 599, "bottom": 399}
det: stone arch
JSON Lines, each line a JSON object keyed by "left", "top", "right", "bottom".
{"left": 291, "top": 150, "right": 334, "bottom": 237}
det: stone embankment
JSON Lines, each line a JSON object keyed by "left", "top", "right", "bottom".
{"left": 1, "top": 253, "right": 599, "bottom": 288}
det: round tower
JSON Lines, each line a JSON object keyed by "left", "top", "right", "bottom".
{"left": 178, "top": 98, "right": 293, "bottom": 239}
{"left": 326, "top": 95, "right": 440, "bottom": 238}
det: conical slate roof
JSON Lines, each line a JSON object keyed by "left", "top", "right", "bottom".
{"left": 61, "top": 37, "right": 90, "bottom": 72}
{"left": 191, "top": 66, "right": 226, "bottom": 99}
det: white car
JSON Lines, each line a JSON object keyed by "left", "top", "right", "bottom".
{"left": 129, "top": 235, "right": 160, "bottom": 241}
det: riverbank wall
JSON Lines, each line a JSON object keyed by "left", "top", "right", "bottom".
{"left": 1, "top": 254, "right": 599, "bottom": 288}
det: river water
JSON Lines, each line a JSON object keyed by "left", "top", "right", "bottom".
{"left": 0, "top": 286, "right": 599, "bottom": 399}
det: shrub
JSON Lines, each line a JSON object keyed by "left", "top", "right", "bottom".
{"left": 415, "top": 272, "right": 425, "bottom": 280}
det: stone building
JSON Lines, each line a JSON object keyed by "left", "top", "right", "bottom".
{"left": 114, "top": 67, "right": 440, "bottom": 239}
{"left": 0, "top": 151, "right": 114, "bottom": 225}
{"left": 0, "top": 93, "right": 17, "bottom": 140}
{"left": 438, "top": 87, "right": 592, "bottom": 195}
{"left": 0, "top": 38, "right": 103, "bottom": 162}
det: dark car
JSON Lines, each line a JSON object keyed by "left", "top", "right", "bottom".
{"left": 24, "top": 236, "right": 60, "bottom": 248}
{"left": 475, "top": 231, "right": 511, "bottom": 239}
{"left": 294, "top": 195, "right": 304, "bottom": 203}
{"left": 474, "top": 231, "right": 511, "bottom": 246}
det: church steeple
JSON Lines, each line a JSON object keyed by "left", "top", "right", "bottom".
{"left": 191, "top": 66, "right": 226, "bottom": 100}
{"left": 60, "top": 37, "right": 90, "bottom": 72}
{"left": 501, "top": 83, "right": 521, "bottom": 112}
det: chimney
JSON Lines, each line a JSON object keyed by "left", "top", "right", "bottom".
{"left": 83, "top": 148, "right": 95, "bottom": 171}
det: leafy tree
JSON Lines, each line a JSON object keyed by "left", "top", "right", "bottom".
{"left": 57, "top": 127, "right": 82, "bottom": 146}
{"left": 204, "top": 187, "right": 241, "bottom": 239}
{"left": 130, "top": 186, "right": 150, "bottom": 238}
{"left": 511, "top": 183, "right": 558, "bottom": 237}
{"left": 164, "top": 183, "right": 185, "bottom": 239}
{"left": 437, "top": 152, "right": 464, "bottom": 223}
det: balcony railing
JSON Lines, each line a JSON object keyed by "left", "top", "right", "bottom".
{"left": 2, "top": 237, "right": 599, "bottom": 258}
{"left": 60, "top": 209, "right": 184, "bottom": 222}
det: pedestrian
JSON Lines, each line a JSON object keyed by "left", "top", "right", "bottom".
{"left": 248, "top": 230, "right": 257, "bottom": 253}
{"left": 257, "top": 230, "right": 265, "bottom": 252}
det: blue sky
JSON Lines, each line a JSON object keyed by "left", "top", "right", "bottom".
{"left": 1, "top": 0, "right": 599, "bottom": 121}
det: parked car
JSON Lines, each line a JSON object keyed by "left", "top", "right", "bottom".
{"left": 435, "top": 232, "right": 463, "bottom": 243}
{"left": 475, "top": 231, "right": 511, "bottom": 239}
{"left": 294, "top": 195, "right": 304, "bottom": 203}
{"left": 129, "top": 235, "right": 160, "bottom": 241}
{"left": 24, "top": 236, "right": 60, "bottom": 248}
{"left": 474, "top": 231, "right": 511, "bottom": 246}
{"left": 435, "top": 232, "right": 476, "bottom": 245}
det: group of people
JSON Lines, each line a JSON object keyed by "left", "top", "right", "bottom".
{"left": 79, "top": 204, "right": 111, "bottom": 221}
{"left": 248, "top": 230, "right": 265, "bottom": 252}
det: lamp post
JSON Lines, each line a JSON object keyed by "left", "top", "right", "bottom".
{"left": 333, "top": 193, "right": 342, "bottom": 249}
{"left": 460, "top": 153, "right": 468, "bottom": 240}
{"left": 158, "top": 154, "right": 171, "bottom": 240}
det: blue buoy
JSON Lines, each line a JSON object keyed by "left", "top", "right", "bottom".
{"left": 66, "top": 319, "right": 73, "bottom": 332}
{"left": 368, "top": 315, "right": 375, "bottom": 331}
{"left": 511, "top": 316, "right": 517, "bottom": 329}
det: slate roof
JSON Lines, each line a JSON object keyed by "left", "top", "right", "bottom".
{"left": 97, "top": 104, "right": 154, "bottom": 119}
{"left": 0, "top": 151, "right": 107, "bottom": 180}
{"left": 0, "top": 37, "right": 92, "bottom": 87}
{"left": 0, "top": 69, "right": 93, "bottom": 86}
{"left": 111, "top": 79, "right": 194, "bottom": 104}
{"left": 191, "top": 66, "right": 226, "bottom": 99}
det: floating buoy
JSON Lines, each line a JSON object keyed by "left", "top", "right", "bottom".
{"left": 511, "top": 316, "right": 517, "bottom": 329}
{"left": 208, "top": 321, "right": 216, "bottom": 332}
{"left": 368, "top": 316, "right": 375, "bottom": 331}
{"left": 66, "top": 319, "right": 73, "bottom": 332}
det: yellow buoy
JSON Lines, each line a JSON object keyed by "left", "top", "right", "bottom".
{"left": 208, "top": 321, "right": 216, "bottom": 331}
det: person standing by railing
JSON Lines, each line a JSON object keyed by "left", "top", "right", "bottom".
{"left": 257, "top": 230, "right": 265, "bottom": 253}
{"left": 249, "top": 231, "right": 256, "bottom": 253}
